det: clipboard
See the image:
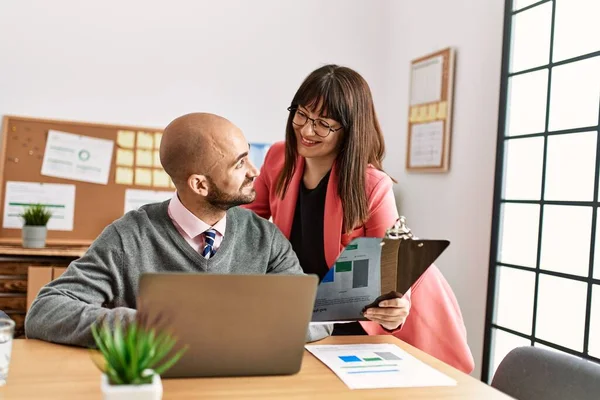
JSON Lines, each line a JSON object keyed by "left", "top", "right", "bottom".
{"left": 311, "top": 217, "right": 449, "bottom": 322}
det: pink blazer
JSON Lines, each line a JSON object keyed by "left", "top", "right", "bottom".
{"left": 243, "top": 142, "right": 474, "bottom": 373}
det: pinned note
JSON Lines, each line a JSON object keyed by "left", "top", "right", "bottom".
{"left": 135, "top": 168, "right": 152, "bottom": 186}
{"left": 416, "top": 106, "right": 425, "bottom": 122}
{"left": 117, "top": 131, "right": 135, "bottom": 149}
{"left": 116, "top": 149, "right": 134, "bottom": 167}
{"left": 2, "top": 181, "right": 76, "bottom": 231}
{"left": 137, "top": 131, "right": 154, "bottom": 149}
{"left": 409, "top": 107, "right": 419, "bottom": 123}
{"left": 153, "top": 150, "right": 162, "bottom": 168}
{"left": 115, "top": 167, "right": 134, "bottom": 185}
{"left": 154, "top": 133, "right": 162, "bottom": 149}
{"left": 437, "top": 101, "right": 448, "bottom": 120}
{"left": 42, "top": 130, "right": 114, "bottom": 185}
{"left": 413, "top": 106, "right": 420, "bottom": 122}
{"left": 153, "top": 170, "right": 170, "bottom": 187}
{"left": 136, "top": 150, "right": 153, "bottom": 167}
{"left": 427, "top": 104, "right": 438, "bottom": 122}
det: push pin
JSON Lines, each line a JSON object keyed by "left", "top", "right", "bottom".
{"left": 28, "top": 150, "right": 34, "bottom": 156}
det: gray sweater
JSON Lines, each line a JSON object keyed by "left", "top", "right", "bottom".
{"left": 25, "top": 201, "right": 331, "bottom": 346}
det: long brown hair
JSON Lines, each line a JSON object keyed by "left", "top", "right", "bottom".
{"left": 276, "top": 64, "right": 392, "bottom": 232}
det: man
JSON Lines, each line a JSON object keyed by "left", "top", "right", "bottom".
{"left": 25, "top": 113, "right": 331, "bottom": 347}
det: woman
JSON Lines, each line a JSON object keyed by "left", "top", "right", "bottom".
{"left": 244, "top": 65, "right": 474, "bottom": 373}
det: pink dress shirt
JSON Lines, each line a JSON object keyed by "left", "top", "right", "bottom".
{"left": 167, "top": 193, "right": 226, "bottom": 254}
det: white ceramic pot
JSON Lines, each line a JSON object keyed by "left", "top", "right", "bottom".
{"left": 21, "top": 226, "right": 47, "bottom": 248}
{"left": 100, "top": 373, "right": 163, "bottom": 400}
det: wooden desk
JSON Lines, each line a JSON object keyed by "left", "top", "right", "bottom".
{"left": 0, "top": 336, "right": 511, "bottom": 399}
{"left": 0, "top": 244, "right": 88, "bottom": 337}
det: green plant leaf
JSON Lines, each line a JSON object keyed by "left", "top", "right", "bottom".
{"left": 148, "top": 336, "right": 176, "bottom": 368}
{"left": 137, "top": 330, "right": 152, "bottom": 369}
{"left": 92, "top": 323, "right": 116, "bottom": 370}
{"left": 147, "top": 332, "right": 172, "bottom": 363}
{"left": 153, "top": 345, "right": 189, "bottom": 376}
{"left": 126, "top": 321, "right": 139, "bottom": 382}
{"left": 99, "top": 322, "right": 122, "bottom": 378}
{"left": 89, "top": 349, "right": 106, "bottom": 373}
{"left": 19, "top": 203, "right": 52, "bottom": 226}
{"left": 140, "top": 329, "right": 157, "bottom": 367}
{"left": 92, "top": 312, "right": 186, "bottom": 385}
{"left": 112, "top": 319, "right": 129, "bottom": 381}
{"left": 107, "top": 367, "right": 124, "bottom": 385}
{"left": 91, "top": 324, "right": 107, "bottom": 355}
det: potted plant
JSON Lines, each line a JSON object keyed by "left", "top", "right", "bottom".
{"left": 19, "top": 204, "right": 52, "bottom": 248}
{"left": 90, "top": 313, "right": 188, "bottom": 400}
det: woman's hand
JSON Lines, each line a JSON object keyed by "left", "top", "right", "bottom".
{"left": 364, "top": 297, "right": 410, "bottom": 331}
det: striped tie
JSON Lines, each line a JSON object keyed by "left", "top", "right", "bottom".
{"left": 201, "top": 229, "right": 217, "bottom": 259}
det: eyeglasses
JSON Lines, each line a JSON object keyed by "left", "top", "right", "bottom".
{"left": 287, "top": 107, "right": 343, "bottom": 138}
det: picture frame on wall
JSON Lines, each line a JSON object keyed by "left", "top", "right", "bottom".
{"left": 406, "top": 47, "right": 456, "bottom": 172}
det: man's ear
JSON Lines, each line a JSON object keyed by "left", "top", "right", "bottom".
{"left": 187, "top": 174, "right": 210, "bottom": 197}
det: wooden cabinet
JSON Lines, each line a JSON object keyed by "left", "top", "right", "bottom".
{"left": 0, "top": 244, "right": 87, "bottom": 337}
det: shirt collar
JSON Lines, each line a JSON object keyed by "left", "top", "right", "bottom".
{"left": 168, "top": 193, "right": 226, "bottom": 238}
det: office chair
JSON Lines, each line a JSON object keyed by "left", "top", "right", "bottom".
{"left": 491, "top": 346, "right": 600, "bottom": 400}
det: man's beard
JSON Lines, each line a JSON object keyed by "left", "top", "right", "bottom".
{"left": 206, "top": 177, "right": 256, "bottom": 211}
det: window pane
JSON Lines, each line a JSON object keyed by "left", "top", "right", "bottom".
{"left": 548, "top": 56, "right": 600, "bottom": 131}
{"left": 536, "top": 274, "right": 587, "bottom": 350}
{"left": 498, "top": 203, "right": 540, "bottom": 267}
{"left": 533, "top": 342, "right": 561, "bottom": 352}
{"left": 589, "top": 285, "right": 600, "bottom": 358}
{"left": 510, "top": 2, "right": 552, "bottom": 72}
{"left": 503, "top": 137, "right": 544, "bottom": 200}
{"left": 545, "top": 132, "right": 597, "bottom": 202}
{"left": 493, "top": 266, "right": 535, "bottom": 334}
{"left": 553, "top": 0, "right": 600, "bottom": 62}
{"left": 506, "top": 70, "right": 548, "bottom": 136}
{"left": 490, "top": 328, "right": 530, "bottom": 379}
{"left": 513, "top": 0, "right": 543, "bottom": 11}
{"left": 540, "top": 205, "right": 592, "bottom": 277}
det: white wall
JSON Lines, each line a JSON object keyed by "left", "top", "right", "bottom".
{"left": 0, "top": 0, "right": 389, "bottom": 143}
{"left": 380, "top": 0, "right": 505, "bottom": 378}
{"left": 0, "top": 0, "right": 505, "bottom": 378}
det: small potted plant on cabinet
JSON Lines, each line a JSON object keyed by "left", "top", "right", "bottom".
{"left": 19, "top": 204, "right": 52, "bottom": 248}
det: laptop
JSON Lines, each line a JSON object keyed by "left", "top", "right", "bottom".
{"left": 138, "top": 273, "right": 318, "bottom": 378}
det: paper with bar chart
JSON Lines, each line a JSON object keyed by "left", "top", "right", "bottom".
{"left": 2, "top": 181, "right": 75, "bottom": 231}
{"left": 305, "top": 344, "right": 456, "bottom": 390}
{"left": 311, "top": 237, "right": 382, "bottom": 322}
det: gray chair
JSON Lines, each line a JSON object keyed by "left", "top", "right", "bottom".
{"left": 492, "top": 346, "right": 600, "bottom": 400}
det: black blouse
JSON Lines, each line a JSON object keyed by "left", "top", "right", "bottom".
{"left": 289, "top": 171, "right": 330, "bottom": 280}
{"left": 289, "top": 171, "right": 367, "bottom": 336}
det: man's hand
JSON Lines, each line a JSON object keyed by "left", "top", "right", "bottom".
{"left": 364, "top": 297, "right": 410, "bottom": 331}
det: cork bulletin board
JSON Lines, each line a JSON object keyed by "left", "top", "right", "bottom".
{"left": 406, "top": 47, "right": 456, "bottom": 172}
{"left": 0, "top": 115, "right": 174, "bottom": 245}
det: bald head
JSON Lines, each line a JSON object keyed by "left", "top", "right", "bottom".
{"left": 160, "top": 113, "right": 242, "bottom": 184}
